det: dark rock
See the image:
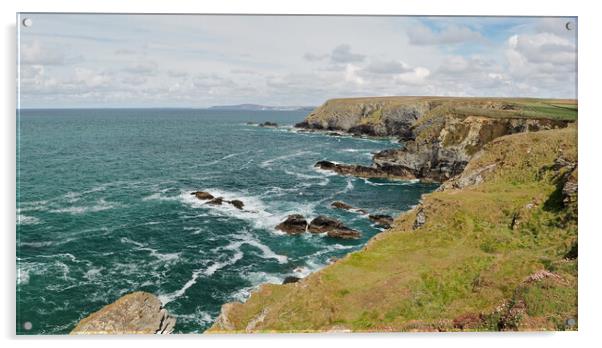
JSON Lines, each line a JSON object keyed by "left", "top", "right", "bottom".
{"left": 282, "top": 276, "right": 301, "bottom": 284}
{"left": 275, "top": 214, "right": 308, "bottom": 234}
{"left": 369, "top": 214, "right": 394, "bottom": 228}
{"left": 207, "top": 197, "right": 224, "bottom": 205}
{"left": 259, "top": 121, "right": 278, "bottom": 127}
{"left": 191, "top": 191, "right": 214, "bottom": 200}
{"left": 314, "top": 160, "right": 408, "bottom": 180}
{"left": 331, "top": 201, "right": 354, "bottom": 210}
{"left": 228, "top": 199, "right": 244, "bottom": 210}
{"left": 327, "top": 229, "right": 361, "bottom": 239}
{"left": 308, "top": 215, "right": 361, "bottom": 239}
{"left": 308, "top": 215, "right": 346, "bottom": 233}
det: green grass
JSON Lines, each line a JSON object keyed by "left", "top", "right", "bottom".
{"left": 207, "top": 126, "right": 577, "bottom": 333}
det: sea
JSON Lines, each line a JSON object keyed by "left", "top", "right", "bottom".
{"left": 16, "top": 108, "right": 437, "bottom": 334}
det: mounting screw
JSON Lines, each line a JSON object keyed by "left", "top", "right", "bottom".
{"left": 22, "top": 18, "right": 32, "bottom": 28}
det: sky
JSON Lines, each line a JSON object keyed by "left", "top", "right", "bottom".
{"left": 18, "top": 14, "right": 577, "bottom": 108}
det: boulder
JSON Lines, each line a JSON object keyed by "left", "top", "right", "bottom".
{"left": 275, "top": 214, "right": 308, "bottom": 234}
{"left": 307, "top": 215, "right": 346, "bottom": 233}
{"left": 228, "top": 199, "right": 244, "bottom": 210}
{"left": 282, "top": 276, "right": 301, "bottom": 284}
{"left": 369, "top": 214, "right": 394, "bottom": 228}
{"left": 308, "top": 216, "right": 361, "bottom": 239}
{"left": 70, "top": 292, "right": 175, "bottom": 335}
{"left": 331, "top": 201, "right": 354, "bottom": 210}
{"left": 413, "top": 208, "right": 426, "bottom": 229}
{"left": 327, "top": 229, "right": 361, "bottom": 239}
{"left": 207, "top": 197, "right": 224, "bottom": 205}
{"left": 191, "top": 191, "right": 214, "bottom": 200}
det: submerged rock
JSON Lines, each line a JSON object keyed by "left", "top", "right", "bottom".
{"left": 70, "top": 292, "right": 175, "bottom": 335}
{"left": 308, "top": 215, "right": 361, "bottom": 239}
{"left": 368, "top": 214, "right": 394, "bottom": 228}
{"left": 282, "top": 276, "right": 301, "bottom": 284}
{"left": 192, "top": 191, "right": 214, "bottom": 200}
{"left": 275, "top": 214, "right": 308, "bottom": 234}
{"left": 228, "top": 199, "right": 245, "bottom": 210}
{"left": 259, "top": 121, "right": 278, "bottom": 127}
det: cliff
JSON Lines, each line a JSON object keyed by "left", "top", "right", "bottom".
{"left": 71, "top": 292, "right": 176, "bottom": 334}
{"left": 301, "top": 97, "right": 576, "bottom": 182}
{"left": 207, "top": 125, "right": 577, "bottom": 332}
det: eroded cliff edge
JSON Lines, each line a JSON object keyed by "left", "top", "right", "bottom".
{"left": 208, "top": 97, "right": 577, "bottom": 333}
{"left": 299, "top": 96, "right": 575, "bottom": 182}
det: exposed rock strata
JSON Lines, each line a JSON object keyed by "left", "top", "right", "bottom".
{"left": 71, "top": 292, "right": 175, "bottom": 335}
{"left": 308, "top": 216, "right": 361, "bottom": 239}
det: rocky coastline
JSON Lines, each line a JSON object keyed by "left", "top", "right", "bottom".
{"left": 72, "top": 96, "right": 577, "bottom": 334}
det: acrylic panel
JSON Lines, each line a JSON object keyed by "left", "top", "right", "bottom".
{"left": 16, "top": 13, "right": 578, "bottom": 334}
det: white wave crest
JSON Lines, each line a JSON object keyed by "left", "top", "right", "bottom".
{"left": 260, "top": 150, "right": 316, "bottom": 168}
{"left": 17, "top": 214, "right": 40, "bottom": 225}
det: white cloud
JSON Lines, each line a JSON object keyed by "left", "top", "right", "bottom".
{"left": 331, "top": 44, "right": 365, "bottom": 63}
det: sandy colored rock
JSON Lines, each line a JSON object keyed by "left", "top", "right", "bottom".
{"left": 71, "top": 292, "right": 175, "bottom": 335}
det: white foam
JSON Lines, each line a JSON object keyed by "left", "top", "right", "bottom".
{"left": 159, "top": 250, "right": 244, "bottom": 305}
{"left": 17, "top": 214, "right": 40, "bottom": 225}
{"left": 120, "top": 237, "right": 181, "bottom": 262}
{"left": 226, "top": 231, "right": 288, "bottom": 264}
{"left": 197, "top": 151, "right": 248, "bottom": 167}
{"left": 260, "top": 150, "right": 316, "bottom": 168}
{"left": 49, "top": 199, "right": 119, "bottom": 215}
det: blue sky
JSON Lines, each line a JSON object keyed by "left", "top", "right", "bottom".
{"left": 18, "top": 14, "right": 577, "bottom": 108}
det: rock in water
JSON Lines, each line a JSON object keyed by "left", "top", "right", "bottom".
{"left": 308, "top": 215, "right": 361, "bottom": 239}
{"left": 259, "top": 121, "right": 278, "bottom": 127}
{"left": 331, "top": 201, "right": 354, "bottom": 210}
{"left": 207, "top": 197, "right": 224, "bottom": 205}
{"left": 282, "top": 276, "right": 301, "bottom": 284}
{"left": 70, "top": 292, "right": 175, "bottom": 335}
{"left": 327, "top": 229, "right": 361, "bottom": 239}
{"left": 192, "top": 191, "right": 214, "bottom": 200}
{"left": 275, "top": 214, "right": 308, "bottom": 234}
{"left": 228, "top": 199, "right": 245, "bottom": 210}
{"left": 368, "top": 214, "right": 394, "bottom": 228}
{"left": 307, "top": 215, "right": 346, "bottom": 233}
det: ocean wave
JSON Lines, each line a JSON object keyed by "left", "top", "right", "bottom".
{"left": 361, "top": 178, "right": 419, "bottom": 186}
{"left": 259, "top": 150, "right": 317, "bottom": 168}
{"left": 180, "top": 189, "right": 289, "bottom": 232}
{"left": 226, "top": 231, "right": 288, "bottom": 264}
{"left": 120, "top": 237, "right": 181, "bottom": 263}
{"left": 159, "top": 249, "right": 244, "bottom": 305}
{"left": 197, "top": 151, "right": 249, "bottom": 167}
{"left": 49, "top": 199, "right": 120, "bottom": 215}
{"left": 17, "top": 214, "right": 40, "bottom": 225}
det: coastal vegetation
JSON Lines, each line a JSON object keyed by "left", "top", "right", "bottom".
{"left": 207, "top": 96, "right": 578, "bottom": 333}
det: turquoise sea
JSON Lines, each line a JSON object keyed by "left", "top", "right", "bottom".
{"left": 16, "top": 109, "right": 437, "bottom": 334}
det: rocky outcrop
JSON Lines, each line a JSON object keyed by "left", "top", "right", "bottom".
{"left": 296, "top": 96, "right": 431, "bottom": 137}
{"left": 368, "top": 214, "right": 394, "bottom": 229}
{"left": 331, "top": 201, "right": 367, "bottom": 214}
{"left": 275, "top": 214, "right": 308, "bottom": 234}
{"left": 259, "top": 122, "right": 278, "bottom": 127}
{"left": 308, "top": 216, "right": 361, "bottom": 239}
{"left": 229, "top": 199, "right": 245, "bottom": 210}
{"left": 207, "top": 197, "right": 224, "bottom": 205}
{"left": 282, "top": 276, "right": 301, "bottom": 284}
{"left": 315, "top": 160, "right": 413, "bottom": 180}
{"left": 372, "top": 116, "right": 570, "bottom": 182}
{"left": 192, "top": 191, "right": 214, "bottom": 200}
{"left": 71, "top": 292, "right": 175, "bottom": 335}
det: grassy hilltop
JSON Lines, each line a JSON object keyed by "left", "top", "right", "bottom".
{"left": 208, "top": 97, "right": 578, "bottom": 333}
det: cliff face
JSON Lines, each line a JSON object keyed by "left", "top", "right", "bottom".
{"left": 298, "top": 97, "right": 575, "bottom": 182}
{"left": 373, "top": 115, "right": 570, "bottom": 182}
{"left": 296, "top": 96, "right": 432, "bottom": 137}
{"left": 71, "top": 292, "right": 175, "bottom": 335}
{"left": 207, "top": 126, "right": 578, "bottom": 333}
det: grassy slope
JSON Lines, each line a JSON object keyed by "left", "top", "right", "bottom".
{"left": 207, "top": 125, "right": 577, "bottom": 333}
